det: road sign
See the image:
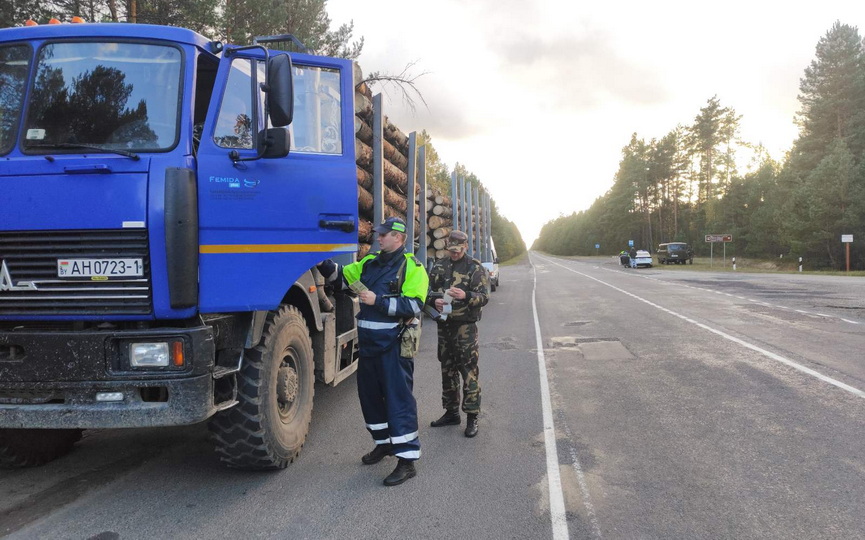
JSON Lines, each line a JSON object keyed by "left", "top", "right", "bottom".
{"left": 705, "top": 234, "right": 732, "bottom": 243}
{"left": 595, "top": 243, "right": 600, "bottom": 249}
{"left": 628, "top": 240, "right": 634, "bottom": 247}
{"left": 842, "top": 234, "right": 853, "bottom": 243}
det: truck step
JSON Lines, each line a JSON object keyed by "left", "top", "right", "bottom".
{"left": 213, "top": 365, "right": 240, "bottom": 379}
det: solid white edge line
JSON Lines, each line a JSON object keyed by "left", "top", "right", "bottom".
{"left": 531, "top": 255, "right": 570, "bottom": 540}
{"left": 538, "top": 254, "right": 865, "bottom": 400}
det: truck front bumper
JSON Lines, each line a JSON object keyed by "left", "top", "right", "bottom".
{"left": 0, "top": 324, "right": 218, "bottom": 429}
{"left": 0, "top": 375, "right": 217, "bottom": 428}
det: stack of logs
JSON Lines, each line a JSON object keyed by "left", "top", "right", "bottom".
{"left": 425, "top": 189, "right": 453, "bottom": 261}
{"left": 353, "top": 65, "right": 419, "bottom": 259}
{"left": 353, "top": 65, "right": 483, "bottom": 263}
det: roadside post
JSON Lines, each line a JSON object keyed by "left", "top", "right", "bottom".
{"left": 799, "top": 257, "right": 803, "bottom": 273}
{"left": 842, "top": 235, "right": 853, "bottom": 272}
{"left": 705, "top": 234, "right": 732, "bottom": 268}
{"left": 732, "top": 257, "right": 736, "bottom": 271}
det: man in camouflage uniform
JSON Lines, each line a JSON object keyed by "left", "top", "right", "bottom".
{"left": 426, "top": 230, "right": 490, "bottom": 437}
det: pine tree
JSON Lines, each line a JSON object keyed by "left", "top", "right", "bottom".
{"left": 793, "top": 21, "right": 865, "bottom": 171}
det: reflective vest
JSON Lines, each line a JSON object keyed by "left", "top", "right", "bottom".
{"left": 342, "top": 247, "right": 428, "bottom": 354}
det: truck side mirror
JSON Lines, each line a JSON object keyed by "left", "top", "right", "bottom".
{"left": 268, "top": 54, "right": 293, "bottom": 127}
{"left": 260, "top": 127, "right": 290, "bottom": 158}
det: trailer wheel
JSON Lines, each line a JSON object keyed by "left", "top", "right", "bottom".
{"left": 208, "top": 305, "right": 314, "bottom": 470}
{"left": 0, "top": 428, "right": 82, "bottom": 468}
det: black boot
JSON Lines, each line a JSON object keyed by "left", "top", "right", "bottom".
{"left": 465, "top": 414, "right": 479, "bottom": 438}
{"left": 430, "top": 410, "right": 460, "bottom": 427}
{"left": 361, "top": 443, "right": 392, "bottom": 465}
{"left": 383, "top": 459, "right": 416, "bottom": 486}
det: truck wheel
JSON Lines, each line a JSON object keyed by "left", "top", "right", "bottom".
{"left": 208, "top": 305, "right": 314, "bottom": 470}
{"left": 0, "top": 428, "right": 82, "bottom": 468}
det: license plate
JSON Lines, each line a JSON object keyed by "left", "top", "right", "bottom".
{"left": 57, "top": 259, "right": 144, "bottom": 278}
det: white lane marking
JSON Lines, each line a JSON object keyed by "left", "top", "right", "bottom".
{"left": 530, "top": 256, "right": 570, "bottom": 539}
{"left": 556, "top": 410, "right": 604, "bottom": 539}
{"left": 532, "top": 256, "right": 605, "bottom": 539}
{"left": 538, "top": 255, "right": 865, "bottom": 400}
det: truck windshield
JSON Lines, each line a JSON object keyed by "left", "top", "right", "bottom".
{"left": 0, "top": 45, "right": 30, "bottom": 155}
{"left": 22, "top": 41, "right": 181, "bottom": 153}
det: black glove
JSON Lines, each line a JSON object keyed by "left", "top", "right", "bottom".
{"left": 317, "top": 259, "right": 337, "bottom": 281}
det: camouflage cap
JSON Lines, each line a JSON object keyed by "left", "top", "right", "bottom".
{"left": 446, "top": 230, "right": 468, "bottom": 251}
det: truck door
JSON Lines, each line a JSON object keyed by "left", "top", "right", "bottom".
{"left": 196, "top": 51, "right": 358, "bottom": 312}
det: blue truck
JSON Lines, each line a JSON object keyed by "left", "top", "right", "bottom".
{"left": 0, "top": 22, "right": 364, "bottom": 469}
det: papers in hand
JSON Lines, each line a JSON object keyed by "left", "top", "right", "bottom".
{"left": 440, "top": 292, "right": 453, "bottom": 321}
{"left": 349, "top": 280, "right": 368, "bottom": 294}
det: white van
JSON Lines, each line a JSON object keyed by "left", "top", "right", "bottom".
{"left": 482, "top": 238, "right": 500, "bottom": 292}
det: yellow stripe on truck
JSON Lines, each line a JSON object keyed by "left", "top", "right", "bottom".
{"left": 200, "top": 244, "right": 358, "bottom": 254}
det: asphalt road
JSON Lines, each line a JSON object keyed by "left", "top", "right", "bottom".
{"left": 2, "top": 253, "right": 864, "bottom": 539}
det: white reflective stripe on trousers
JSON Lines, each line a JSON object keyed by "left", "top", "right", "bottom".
{"left": 389, "top": 431, "right": 418, "bottom": 444}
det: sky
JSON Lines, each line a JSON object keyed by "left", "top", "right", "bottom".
{"left": 327, "top": 0, "right": 863, "bottom": 246}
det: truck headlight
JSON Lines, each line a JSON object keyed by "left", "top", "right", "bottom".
{"left": 130, "top": 342, "right": 170, "bottom": 367}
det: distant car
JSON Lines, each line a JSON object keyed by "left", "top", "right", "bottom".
{"left": 657, "top": 242, "right": 693, "bottom": 265}
{"left": 632, "top": 250, "right": 653, "bottom": 268}
{"left": 482, "top": 239, "right": 500, "bottom": 291}
{"left": 482, "top": 260, "right": 499, "bottom": 291}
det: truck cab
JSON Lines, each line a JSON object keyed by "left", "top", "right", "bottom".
{"left": 0, "top": 23, "right": 360, "bottom": 469}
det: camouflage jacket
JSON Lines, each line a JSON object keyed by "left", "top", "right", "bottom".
{"left": 427, "top": 255, "right": 490, "bottom": 323}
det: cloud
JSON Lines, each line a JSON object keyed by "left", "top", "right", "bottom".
{"left": 373, "top": 78, "right": 484, "bottom": 141}
{"left": 486, "top": 28, "right": 670, "bottom": 110}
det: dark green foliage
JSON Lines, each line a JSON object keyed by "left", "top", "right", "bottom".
{"left": 418, "top": 130, "right": 450, "bottom": 194}
{"left": 2, "top": 0, "right": 52, "bottom": 25}
{"left": 220, "top": 0, "right": 362, "bottom": 57}
{"left": 3, "top": 1, "right": 363, "bottom": 61}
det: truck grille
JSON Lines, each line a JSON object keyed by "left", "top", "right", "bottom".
{"left": 0, "top": 230, "right": 152, "bottom": 316}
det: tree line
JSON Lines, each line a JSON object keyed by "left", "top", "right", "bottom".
{"left": 534, "top": 22, "right": 865, "bottom": 270}
{"left": 419, "top": 131, "right": 526, "bottom": 262}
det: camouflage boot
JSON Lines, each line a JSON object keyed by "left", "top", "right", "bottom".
{"left": 430, "top": 410, "right": 460, "bottom": 427}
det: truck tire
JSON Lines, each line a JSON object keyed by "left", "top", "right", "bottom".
{"left": 208, "top": 305, "right": 314, "bottom": 470}
{"left": 0, "top": 428, "right": 82, "bottom": 468}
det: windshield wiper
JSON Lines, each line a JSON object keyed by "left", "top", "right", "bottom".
{"left": 28, "top": 142, "right": 140, "bottom": 161}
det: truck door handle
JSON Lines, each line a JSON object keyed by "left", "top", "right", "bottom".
{"left": 319, "top": 219, "right": 355, "bottom": 233}
{"left": 64, "top": 164, "right": 112, "bottom": 174}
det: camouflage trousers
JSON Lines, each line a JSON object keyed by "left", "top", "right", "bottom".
{"left": 436, "top": 321, "right": 481, "bottom": 415}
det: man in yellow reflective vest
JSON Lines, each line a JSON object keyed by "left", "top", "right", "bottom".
{"left": 319, "top": 217, "right": 428, "bottom": 486}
